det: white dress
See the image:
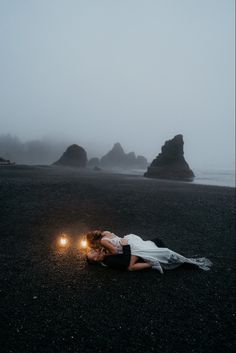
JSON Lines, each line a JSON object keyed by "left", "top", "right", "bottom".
{"left": 103, "top": 233, "right": 212, "bottom": 272}
{"left": 102, "top": 233, "right": 123, "bottom": 254}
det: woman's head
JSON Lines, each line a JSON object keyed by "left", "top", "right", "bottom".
{"left": 86, "top": 230, "right": 103, "bottom": 249}
{"left": 86, "top": 249, "right": 105, "bottom": 264}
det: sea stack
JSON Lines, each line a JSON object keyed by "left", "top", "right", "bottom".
{"left": 100, "top": 143, "right": 126, "bottom": 168}
{"left": 100, "top": 142, "right": 148, "bottom": 169}
{"left": 144, "top": 134, "right": 194, "bottom": 181}
{"left": 53, "top": 144, "right": 87, "bottom": 168}
{"left": 88, "top": 157, "right": 100, "bottom": 168}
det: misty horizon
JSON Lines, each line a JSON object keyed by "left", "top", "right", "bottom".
{"left": 0, "top": 0, "right": 235, "bottom": 170}
{"left": 0, "top": 133, "right": 235, "bottom": 172}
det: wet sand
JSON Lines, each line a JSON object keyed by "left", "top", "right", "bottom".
{"left": 0, "top": 165, "right": 235, "bottom": 353}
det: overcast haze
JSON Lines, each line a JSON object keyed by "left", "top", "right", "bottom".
{"left": 0, "top": 0, "right": 235, "bottom": 169}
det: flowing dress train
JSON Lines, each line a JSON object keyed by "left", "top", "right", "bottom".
{"left": 103, "top": 233, "right": 212, "bottom": 272}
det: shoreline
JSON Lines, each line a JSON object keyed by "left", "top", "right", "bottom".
{"left": 0, "top": 163, "right": 235, "bottom": 189}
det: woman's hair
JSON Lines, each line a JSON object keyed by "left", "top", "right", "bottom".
{"left": 86, "top": 230, "right": 103, "bottom": 249}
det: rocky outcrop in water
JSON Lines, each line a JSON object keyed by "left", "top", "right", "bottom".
{"left": 100, "top": 143, "right": 148, "bottom": 169}
{"left": 0, "top": 157, "right": 15, "bottom": 165}
{"left": 137, "top": 155, "right": 148, "bottom": 169}
{"left": 144, "top": 134, "right": 194, "bottom": 181}
{"left": 88, "top": 157, "right": 100, "bottom": 168}
{"left": 93, "top": 166, "right": 101, "bottom": 171}
{"left": 53, "top": 144, "right": 87, "bottom": 168}
{"left": 100, "top": 143, "right": 125, "bottom": 168}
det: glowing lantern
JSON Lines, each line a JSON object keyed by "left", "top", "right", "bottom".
{"left": 59, "top": 234, "right": 68, "bottom": 247}
{"left": 81, "top": 239, "right": 87, "bottom": 249}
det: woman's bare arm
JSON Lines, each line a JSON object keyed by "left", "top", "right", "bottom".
{"left": 128, "top": 255, "right": 152, "bottom": 271}
{"left": 100, "top": 238, "right": 117, "bottom": 255}
{"left": 101, "top": 231, "right": 114, "bottom": 237}
{"left": 128, "top": 262, "right": 152, "bottom": 271}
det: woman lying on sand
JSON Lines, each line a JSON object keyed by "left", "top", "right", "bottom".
{"left": 86, "top": 231, "right": 212, "bottom": 273}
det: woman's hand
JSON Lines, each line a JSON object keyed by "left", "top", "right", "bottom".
{"left": 120, "top": 238, "right": 128, "bottom": 246}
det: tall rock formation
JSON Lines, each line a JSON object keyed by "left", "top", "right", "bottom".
{"left": 53, "top": 144, "right": 87, "bottom": 168}
{"left": 100, "top": 143, "right": 148, "bottom": 169}
{"left": 144, "top": 135, "right": 194, "bottom": 180}
{"left": 100, "top": 143, "right": 126, "bottom": 168}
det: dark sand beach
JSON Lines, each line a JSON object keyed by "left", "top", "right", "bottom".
{"left": 0, "top": 166, "right": 235, "bottom": 353}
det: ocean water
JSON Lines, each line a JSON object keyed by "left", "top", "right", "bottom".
{"left": 125, "top": 168, "right": 235, "bottom": 188}
{"left": 193, "top": 169, "right": 235, "bottom": 188}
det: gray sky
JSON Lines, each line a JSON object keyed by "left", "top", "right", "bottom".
{"left": 0, "top": 0, "right": 235, "bottom": 169}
